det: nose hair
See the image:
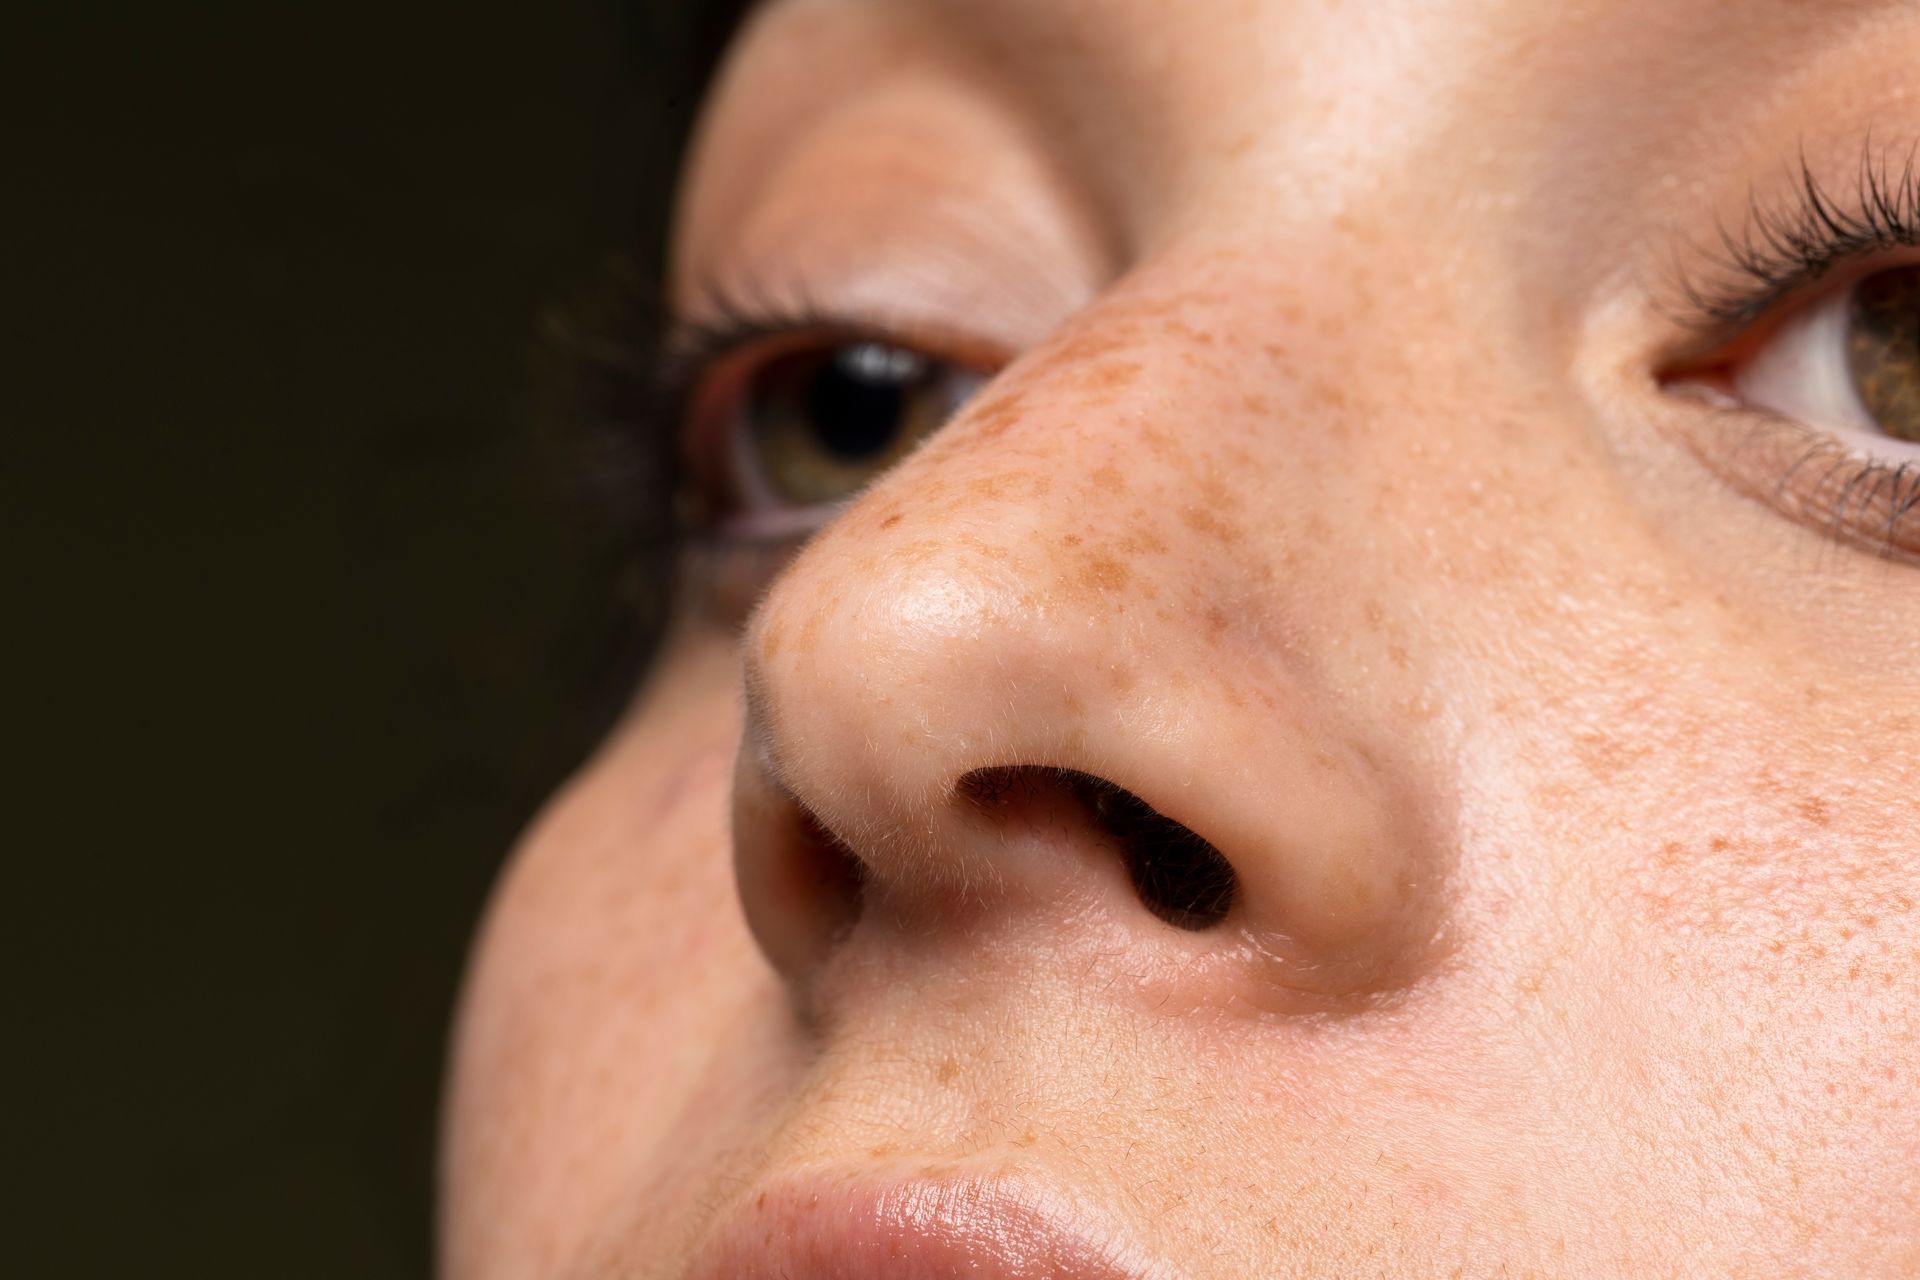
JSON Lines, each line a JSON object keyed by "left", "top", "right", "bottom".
{"left": 730, "top": 325, "right": 1440, "bottom": 1011}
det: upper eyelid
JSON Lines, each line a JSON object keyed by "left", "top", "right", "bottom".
{"left": 657, "top": 285, "right": 1012, "bottom": 423}
{"left": 1672, "top": 139, "right": 1920, "bottom": 335}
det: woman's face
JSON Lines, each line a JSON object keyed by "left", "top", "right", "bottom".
{"left": 443, "top": 1, "right": 1920, "bottom": 1274}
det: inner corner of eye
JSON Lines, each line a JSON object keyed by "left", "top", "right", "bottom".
{"left": 1651, "top": 347, "right": 1736, "bottom": 399}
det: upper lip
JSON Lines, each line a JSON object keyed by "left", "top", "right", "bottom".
{"left": 680, "top": 1170, "right": 1177, "bottom": 1280}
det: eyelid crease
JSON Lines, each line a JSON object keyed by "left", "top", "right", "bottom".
{"left": 1676, "top": 135, "right": 1920, "bottom": 335}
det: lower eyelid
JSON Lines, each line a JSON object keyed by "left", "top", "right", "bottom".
{"left": 1670, "top": 398, "right": 1920, "bottom": 564}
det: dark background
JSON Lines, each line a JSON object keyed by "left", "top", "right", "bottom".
{"left": 13, "top": 4, "right": 721, "bottom": 1273}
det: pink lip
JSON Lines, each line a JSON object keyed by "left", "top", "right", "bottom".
{"left": 682, "top": 1172, "right": 1175, "bottom": 1280}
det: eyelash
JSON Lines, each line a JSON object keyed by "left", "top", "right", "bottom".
{"left": 1680, "top": 140, "right": 1920, "bottom": 331}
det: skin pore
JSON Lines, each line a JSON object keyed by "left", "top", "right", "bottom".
{"left": 442, "top": 1, "right": 1920, "bottom": 1276}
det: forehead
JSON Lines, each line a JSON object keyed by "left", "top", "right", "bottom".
{"left": 710, "top": 0, "right": 1915, "bottom": 176}
{"left": 724, "top": 0, "right": 1906, "bottom": 89}
{"left": 687, "top": 0, "right": 1920, "bottom": 277}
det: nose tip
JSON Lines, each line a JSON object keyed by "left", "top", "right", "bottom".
{"left": 731, "top": 523, "right": 1441, "bottom": 1010}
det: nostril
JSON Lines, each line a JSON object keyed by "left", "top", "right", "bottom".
{"left": 792, "top": 806, "right": 868, "bottom": 943}
{"left": 1076, "top": 774, "right": 1237, "bottom": 931}
{"left": 957, "top": 767, "right": 1238, "bottom": 931}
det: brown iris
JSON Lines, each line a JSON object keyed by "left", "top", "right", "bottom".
{"left": 739, "top": 341, "right": 978, "bottom": 506}
{"left": 1846, "top": 265, "right": 1920, "bottom": 442}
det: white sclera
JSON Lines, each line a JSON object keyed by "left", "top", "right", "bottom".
{"left": 1734, "top": 277, "right": 1920, "bottom": 459}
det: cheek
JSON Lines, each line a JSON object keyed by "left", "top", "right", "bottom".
{"left": 442, "top": 645, "right": 777, "bottom": 1272}
{"left": 1502, "top": 669, "right": 1920, "bottom": 1243}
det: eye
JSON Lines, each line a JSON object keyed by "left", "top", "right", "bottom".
{"left": 703, "top": 337, "right": 988, "bottom": 527}
{"left": 1667, "top": 259, "right": 1920, "bottom": 562}
{"left": 1730, "top": 263, "right": 1920, "bottom": 448}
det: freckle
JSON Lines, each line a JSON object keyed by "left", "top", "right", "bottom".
{"left": 1079, "top": 360, "right": 1142, "bottom": 393}
{"left": 1388, "top": 645, "right": 1411, "bottom": 670}
{"left": 1309, "top": 376, "right": 1349, "bottom": 410}
{"left": 1078, "top": 552, "right": 1130, "bottom": 592}
{"left": 879, "top": 513, "right": 903, "bottom": 529}
{"left": 1062, "top": 533, "right": 1082, "bottom": 547}
{"left": 1242, "top": 394, "right": 1272, "bottom": 415}
{"left": 1206, "top": 606, "right": 1229, "bottom": 636}
{"left": 1091, "top": 462, "right": 1127, "bottom": 493}
{"left": 1198, "top": 470, "right": 1243, "bottom": 512}
{"left": 1180, "top": 505, "right": 1238, "bottom": 543}
{"left": 937, "top": 1057, "right": 959, "bottom": 1085}
{"left": 1140, "top": 425, "right": 1179, "bottom": 460}
{"left": 1155, "top": 606, "right": 1173, "bottom": 622}
{"left": 967, "top": 391, "right": 1026, "bottom": 440}
{"left": 1167, "top": 319, "right": 1216, "bottom": 346}
{"left": 760, "top": 620, "right": 785, "bottom": 658}
{"left": 1047, "top": 325, "right": 1139, "bottom": 367}
{"left": 869, "top": 1145, "right": 899, "bottom": 1158}
{"left": 799, "top": 608, "right": 825, "bottom": 652}
{"left": 1798, "top": 796, "right": 1833, "bottom": 826}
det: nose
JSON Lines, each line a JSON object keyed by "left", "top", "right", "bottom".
{"left": 732, "top": 296, "right": 1443, "bottom": 1012}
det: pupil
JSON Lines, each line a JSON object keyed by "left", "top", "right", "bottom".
{"left": 804, "top": 343, "right": 925, "bottom": 459}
